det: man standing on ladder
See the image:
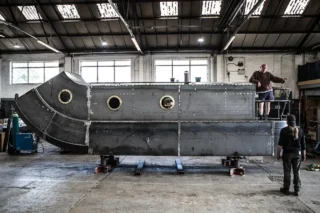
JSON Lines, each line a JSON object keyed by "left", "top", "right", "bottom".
{"left": 249, "top": 64, "right": 287, "bottom": 120}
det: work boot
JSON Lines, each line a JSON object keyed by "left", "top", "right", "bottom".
{"left": 280, "top": 187, "right": 290, "bottom": 195}
{"left": 294, "top": 191, "right": 299, "bottom": 196}
{"left": 259, "top": 115, "right": 263, "bottom": 120}
{"left": 264, "top": 115, "right": 269, "bottom": 120}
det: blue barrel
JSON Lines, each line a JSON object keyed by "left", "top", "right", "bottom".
{"left": 273, "top": 121, "right": 287, "bottom": 155}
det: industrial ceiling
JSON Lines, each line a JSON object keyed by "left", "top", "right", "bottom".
{"left": 0, "top": 0, "right": 319, "bottom": 54}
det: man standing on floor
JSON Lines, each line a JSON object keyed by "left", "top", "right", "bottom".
{"left": 249, "top": 64, "right": 287, "bottom": 120}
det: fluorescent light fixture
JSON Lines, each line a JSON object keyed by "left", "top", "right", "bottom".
{"left": 202, "top": 0, "right": 222, "bottom": 16}
{"left": 223, "top": 36, "right": 235, "bottom": 51}
{"left": 131, "top": 37, "right": 141, "bottom": 52}
{"left": 0, "top": 34, "right": 5, "bottom": 38}
{"left": 160, "top": 1, "right": 178, "bottom": 17}
{"left": 18, "top": 6, "right": 42, "bottom": 20}
{"left": 37, "top": 40, "right": 60, "bottom": 53}
{"left": 284, "top": 0, "right": 310, "bottom": 16}
{"left": 97, "top": 3, "right": 119, "bottom": 18}
{"left": 14, "top": 44, "right": 20, "bottom": 48}
{"left": 101, "top": 41, "right": 108, "bottom": 46}
{"left": 56, "top": 5, "right": 80, "bottom": 19}
{"left": 244, "top": 0, "right": 266, "bottom": 16}
{"left": 0, "top": 13, "right": 5, "bottom": 21}
{"left": 198, "top": 37, "right": 204, "bottom": 43}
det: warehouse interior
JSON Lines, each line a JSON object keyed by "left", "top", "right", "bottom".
{"left": 0, "top": 0, "right": 320, "bottom": 212}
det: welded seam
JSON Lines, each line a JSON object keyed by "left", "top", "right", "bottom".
{"left": 86, "top": 85, "right": 92, "bottom": 120}
{"left": 84, "top": 121, "right": 91, "bottom": 147}
{"left": 42, "top": 112, "right": 57, "bottom": 140}
{"left": 44, "top": 112, "right": 56, "bottom": 133}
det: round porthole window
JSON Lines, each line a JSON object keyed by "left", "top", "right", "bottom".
{"left": 107, "top": 96, "right": 122, "bottom": 111}
{"left": 58, "top": 89, "right": 72, "bottom": 104}
{"left": 160, "top": 95, "right": 175, "bottom": 110}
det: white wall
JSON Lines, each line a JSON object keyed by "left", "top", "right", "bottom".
{"left": 1, "top": 53, "right": 65, "bottom": 99}
{"left": 0, "top": 52, "right": 317, "bottom": 99}
{"left": 218, "top": 53, "right": 316, "bottom": 98}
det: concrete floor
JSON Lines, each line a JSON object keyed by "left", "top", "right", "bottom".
{"left": 0, "top": 142, "right": 320, "bottom": 213}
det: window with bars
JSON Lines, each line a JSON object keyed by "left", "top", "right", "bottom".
{"left": 11, "top": 61, "right": 59, "bottom": 84}
{"left": 155, "top": 59, "right": 208, "bottom": 82}
{"left": 80, "top": 60, "right": 131, "bottom": 83}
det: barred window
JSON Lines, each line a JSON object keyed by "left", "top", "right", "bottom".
{"left": 80, "top": 60, "right": 131, "bottom": 83}
{"left": 155, "top": 59, "right": 208, "bottom": 82}
{"left": 11, "top": 61, "right": 59, "bottom": 84}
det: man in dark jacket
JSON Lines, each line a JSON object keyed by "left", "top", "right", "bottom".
{"left": 277, "top": 115, "right": 306, "bottom": 196}
{"left": 249, "top": 64, "right": 287, "bottom": 120}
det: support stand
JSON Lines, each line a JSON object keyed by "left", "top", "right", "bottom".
{"left": 175, "top": 159, "right": 184, "bottom": 174}
{"left": 134, "top": 160, "right": 145, "bottom": 176}
{"left": 222, "top": 157, "right": 245, "bottom": 177}
{"left": 95, "top": 155, "right": 119, "bottom": 174}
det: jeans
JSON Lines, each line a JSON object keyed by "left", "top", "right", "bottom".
{"left": 282, "top": 153, "right": 301, "bottom": 191}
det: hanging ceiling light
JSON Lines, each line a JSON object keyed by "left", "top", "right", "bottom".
{"left": 198, "top": 37, "right": 204, "bottom": 43}
{"left": 14, "top": 44, "right": 20, "bottom": 48}
{"left": 101, "top": 41, "right": 108, "bottom": 46}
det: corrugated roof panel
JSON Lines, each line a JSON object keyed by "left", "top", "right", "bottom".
{"left": 304, "top": 33, "right": 319, "bottom": 47}
{"left": 108, "top": 21, "right": 123, "bottom": 33}
{"left": 231, "top": 34, "right": 246, "bottom": 47}
{"left": 81, "top": 37, "right": 96, "bottom": 49}
{"left": 124, "top": 35, "right": 134, "bottom": 48}
{"left": 284, "top": 33, "right": 303, "bottom": 46}
{"left": 166, "top": 19, "right": 179, "bottom": 32}
{"left": 156, "top": 35, "right": 168, "bottom": 47}
{"left": 167, "top": 35, "right": 178, "bottom": 47}
{"left": 210, "top": 34, "right": 221, "bottom": 47}
{"left": 252, "top": 34, "right": 268, "bottom": 47}
{"left": 113, "top": 35, "right": 126, "bottom": 48}
{"left": 145, "top": 35, "right": 157, "bottom": 48}
{"left": 62, "top": 37, "right": 76, "bottom": 49}
{"left": 274, "top": 34, "right": 291, "bottom": 47}
{"left": 74, "top": 22, "right": 89, "bottom": 34}
{"left": 263, "top": 34, "right": 280, "bottom": 47}
{"left": 50, "top": 37, "right": 65, "bottom": 50}
{"left": 242, "top": 34, "right": 257, "bottom": 47}
{"left": 181, "top": 1, "right": 191, "bottom": 16}
{"left": 63, "top": 23, "right": 78, "bottom": 34}
{"left": 70, "top": 37, "right": 85, "bottom": 49}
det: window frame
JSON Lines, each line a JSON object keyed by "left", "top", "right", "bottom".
{"left": 10, "top": 61, "right": 59, "bottom": 84}
{"left": 154, "top": 59, "right": 209, "bottom": 82}
{"left": 80, "top": 60, "right": 132, "bottom": 83}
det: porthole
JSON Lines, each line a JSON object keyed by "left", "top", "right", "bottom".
{"left": 107, "top": 96, "right": 122, "bottom": 111}
{"left": 58, "top": 89, "right": 72, "bottom": 104}
{"left": 160, "top": 95, "right": 175, "bottom": 110}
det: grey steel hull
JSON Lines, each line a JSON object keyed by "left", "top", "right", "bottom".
{"left": 14, "top": 72, "right": 274, "bottom": 156}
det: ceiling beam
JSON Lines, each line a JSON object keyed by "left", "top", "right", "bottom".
{"left": 0, "top": 0, "right": 218, "bottom": 6}
{"left": 0, "top": 31, "right": 315, "bottom": 40}
{"left": 35, "top": 0, "right": 68, "bottom": 51}
{"left": 6, "top": 15, "right": 319, "bottom": 25}
{"left": 298, "top": 14, "right": 320, "bottom": 49}
{"left": 0, "top": 46, "right": 300, "bottom": 55}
